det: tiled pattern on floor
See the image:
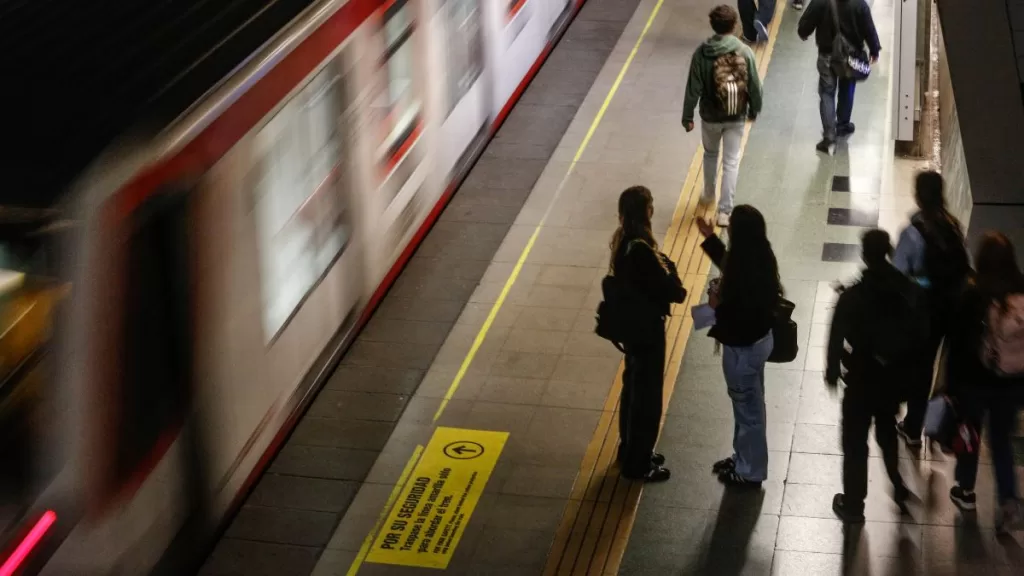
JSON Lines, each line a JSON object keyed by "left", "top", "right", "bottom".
{"left": 620, "top": 2, "right": 1024, "bottom": 576}
{"left": 196, "top": 0, "right": 644, "bottom": 574}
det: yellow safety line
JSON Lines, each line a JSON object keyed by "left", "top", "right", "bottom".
{"left": 543, "top": 1, "right": 790, "bottom": 574}
{"left": 346, "top": 445, "right": 425, "bottom": 576}
{"left": 432, "top": 0, "right": 666, "bottom": 423}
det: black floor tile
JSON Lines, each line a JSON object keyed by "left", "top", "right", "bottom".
{"left": 827, "top": 207, "right": 879, "bottom": 228}
{"left": 821, "top": 243, "right": 861, "bottom": 263}
{"left": 831, "top": 175, "right": 850, "bottom": 192}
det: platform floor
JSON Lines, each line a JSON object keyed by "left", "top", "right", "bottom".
{"left": 200, "top": 0, "right": 1024, "bottom": 574}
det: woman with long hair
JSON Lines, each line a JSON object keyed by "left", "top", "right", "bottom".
{"left": 893, "top": 171, "right": 970, "bottom": 446}
{"left": 697, "top": 205, "right": 781, "bottom": 488}
{"left": 945, "top": 232, "right": 1024, "bottom": 533}
{"left": 610, "top": 186, "right": 686, "bottom": 482}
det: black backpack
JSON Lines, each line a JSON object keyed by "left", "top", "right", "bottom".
{"left": 861, "top": 280, "right": 930, "bottom": 368}
{"left": 912, "top": 215, "right": 969, "bottom": 297}
{"left": 828, "top": 0, "right": 871, "bottom": 81}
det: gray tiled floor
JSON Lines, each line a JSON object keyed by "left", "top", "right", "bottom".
{"left": 620, "top": 2, "right": 1024, "bottom": 576}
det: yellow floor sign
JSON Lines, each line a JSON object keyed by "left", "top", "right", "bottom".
{"left": 366, "top": 427, "right": 508, "bottom": 569}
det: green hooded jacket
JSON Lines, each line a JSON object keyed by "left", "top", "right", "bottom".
{"left": 681, "top": 34, "right": 763, "bottom": 125}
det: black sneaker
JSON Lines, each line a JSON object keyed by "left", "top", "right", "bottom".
{"left": 950, "top": 486, "right": 977, "bottom": 510}
{"left": 718, "top": 469, "right": 761, "bottom": 489}
{"left": 815, "top": 139, "right": 834, "bottom": 154}
{"left": 623, "top": 465, "right": 671, "bottom": 483}
{"left": 793, "top": 0, "right": 804, "bottom": 9}
{"left": 838, "top": 122, "right": 856, "bottom": 137}
{"left": 652, "top": 452, "right": 666, "bottom": 466}
{"left": 832, "top": 493, "right": 866, "bottom": 524}
{"left": 712, "top": 457, "right": 735, "bottom": 475}
{"left": 895, "top": 421, "right": 923, "bottom": 447}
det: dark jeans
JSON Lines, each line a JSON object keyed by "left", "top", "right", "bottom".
{"left": 842, "top": 385, "right": 905, "bottom": 512}
{"left": 817, "top": 54, "right": 857, "bottom": 141}
{"left": 619, "top": 328, "right": 667, "bottom": 476}
{"left": 738, "top": 0, "right": 776, "bottom": 41}
{"left": 902, "top": 306, "right": 952, "bottom": 437}
{"left": 954, "top": 390, "right": 1020, "bottom": 503}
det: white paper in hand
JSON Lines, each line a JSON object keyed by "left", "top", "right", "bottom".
{"left": 691, "top": 303, "right": 716, "bottom": 331}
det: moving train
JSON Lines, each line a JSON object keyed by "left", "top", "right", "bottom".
{"left": 0, "top": 0, "right": 584, "bottom": 572}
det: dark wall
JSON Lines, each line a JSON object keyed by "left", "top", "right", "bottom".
{"left": 937, "top": 0, "right": 1024, "bottom": 264}
{"left": 936, "top": 0, "right": 1024, "bottom": 205}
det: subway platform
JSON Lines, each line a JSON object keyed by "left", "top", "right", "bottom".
{"left": 200, "top": 0, "right": 1024, "bottom": 574}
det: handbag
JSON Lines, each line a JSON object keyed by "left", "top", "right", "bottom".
{"left": 924, "top": 395, "right": 979, "bottom": 456}
{"left": 828, "top": 0, "right": 871, "bottom": 82}
{"left": 768, "top": 297, "right": 799, "bottom": 363}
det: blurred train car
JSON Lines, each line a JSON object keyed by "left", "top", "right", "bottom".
{"left": 0, "top": 0, "right": 586, "bottom": 573}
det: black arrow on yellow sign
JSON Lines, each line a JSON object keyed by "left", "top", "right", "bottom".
{"left": 443, "top": 441, "right": 484, "bottom": 460}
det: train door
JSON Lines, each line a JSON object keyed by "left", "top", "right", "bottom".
{"left": 436, "top": 0, "right": 489, "bottom": 182}
{"left": 366, "top": 0, "right": 433, "bottom": 282}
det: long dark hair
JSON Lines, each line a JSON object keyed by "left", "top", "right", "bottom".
{"left": 609, "top": 186, "right": 656, "bottom": 272}
{"left": 720, "top": 205, "right": 782, "bottom": 305}
{"left": 915, "top": 171, "right": 964, "bottom": 238}
{"left": 974, "top": 231, "right": 1023, "bottom": 308}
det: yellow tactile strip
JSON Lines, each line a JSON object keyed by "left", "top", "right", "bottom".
{"left": 542, "top": 3, "right": 787, "bottom": 574}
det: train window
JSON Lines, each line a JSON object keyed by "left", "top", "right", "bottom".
{"left": 376, "top": 0, "right": 421, "bottom": 163}
{"left": 444, "top": 0, "right": 483, "bottom": 117}
{"left": 250, "top": 58, "right": 353, "bottom": 341}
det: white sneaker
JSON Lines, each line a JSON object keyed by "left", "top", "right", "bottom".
{"left": 716, "top": 212, "right": 731, "bottom": 228}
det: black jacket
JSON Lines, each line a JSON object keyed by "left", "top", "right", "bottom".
{"left": 826, "top": 263, "right": 917, "bottom": 386}
{"left": 701, "top": 235, "right": 776, "bottom": 347}
{"left": 614, "top": 238, "right": 687, "bottom": 330}
{"left": 798, "top": 0, "right": 881, "bottom": 59}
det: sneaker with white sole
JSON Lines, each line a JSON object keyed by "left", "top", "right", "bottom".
{"left": 754, "top": 20, "right": 769, "bottom": 43}
{"left": 950, "top": 486, "right": 977, "bottom": 511}
{"left": 793, "top": 0, "right": 804, "bottom": 9}
{"left": 716, "top": 212, "right": 731, "bottom": 228}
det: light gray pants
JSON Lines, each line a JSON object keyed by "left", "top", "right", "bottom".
{"left": 701, "top": 121, "right": 744, "bottom": 215}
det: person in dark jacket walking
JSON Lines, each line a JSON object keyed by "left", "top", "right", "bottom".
{"left": 611, "top": 186, "right": 687, "bottom": 482}
{"left": 697, "top": 205, "right": 780, "bottom": 487}
{"left": 826, "top": 230, "right": 913, "bottom": 523}
{"left": 893, "top": 171, "right": 970, "bottom": 447}
{"left": 683, "top": 5, "right": 764, "bottom": 228}
{"left": 737, "top": 0, "right": 776, "bottom": 44}
{"left": 797, "top": 0, "right": 881, "bottom": 153}
{"left": 944, "top": 232, "right": 1024, "bottom": 534}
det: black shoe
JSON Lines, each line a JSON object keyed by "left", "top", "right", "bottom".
{"left": 816, "top": 139, "right": 834, "bottom": 154}
{"left": 623, "top": 465, "right": 671, "bottom": 483}
{"left": 837, "top": 122, "right": 856, "bottom": 136}
{"left": 617, "top": 451, "right": 666, "bottom": 466}
{"left": 895, "top": 421, "right": 922, "bottom": 447}
{"left": 950, "top": 485, "right": 977, "bottom": 511}
{"left": 793, "top": 0, "right": 804, "bottom": 9}
{"left": 712, "top": 457, "right": 735, "bottom": 475}
{"left": 718, "top": 470, "right": 761, "bottom": 489}
{"left": 832, "top": 494, "right": 866, "bottom": 524}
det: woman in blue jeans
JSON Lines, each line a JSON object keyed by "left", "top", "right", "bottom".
{"left": 945, "top": 232, "right": 1024, "bottom": 534}
{"left": 697, "top": 205, "right": 782, "bottom": 488}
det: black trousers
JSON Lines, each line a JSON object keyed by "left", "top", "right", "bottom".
{"left": 842, "top": 385, "right": 905, "bottom": 511}
{"left": 618, "top": 329, "right": 666, "bottom": 476}
{"left": 902, "top": 305, "right": 951, "bottom": 436}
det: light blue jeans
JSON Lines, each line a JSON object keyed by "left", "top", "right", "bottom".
{"left": 701, "top": 121, "right": 744, "bottom": 215}
{"left": 723, "top": 332, "right": 774, "bottom": 482}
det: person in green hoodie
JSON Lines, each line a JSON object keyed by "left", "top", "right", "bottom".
{"left": 682, "top": 5, "right": 763, "bottom": 229}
